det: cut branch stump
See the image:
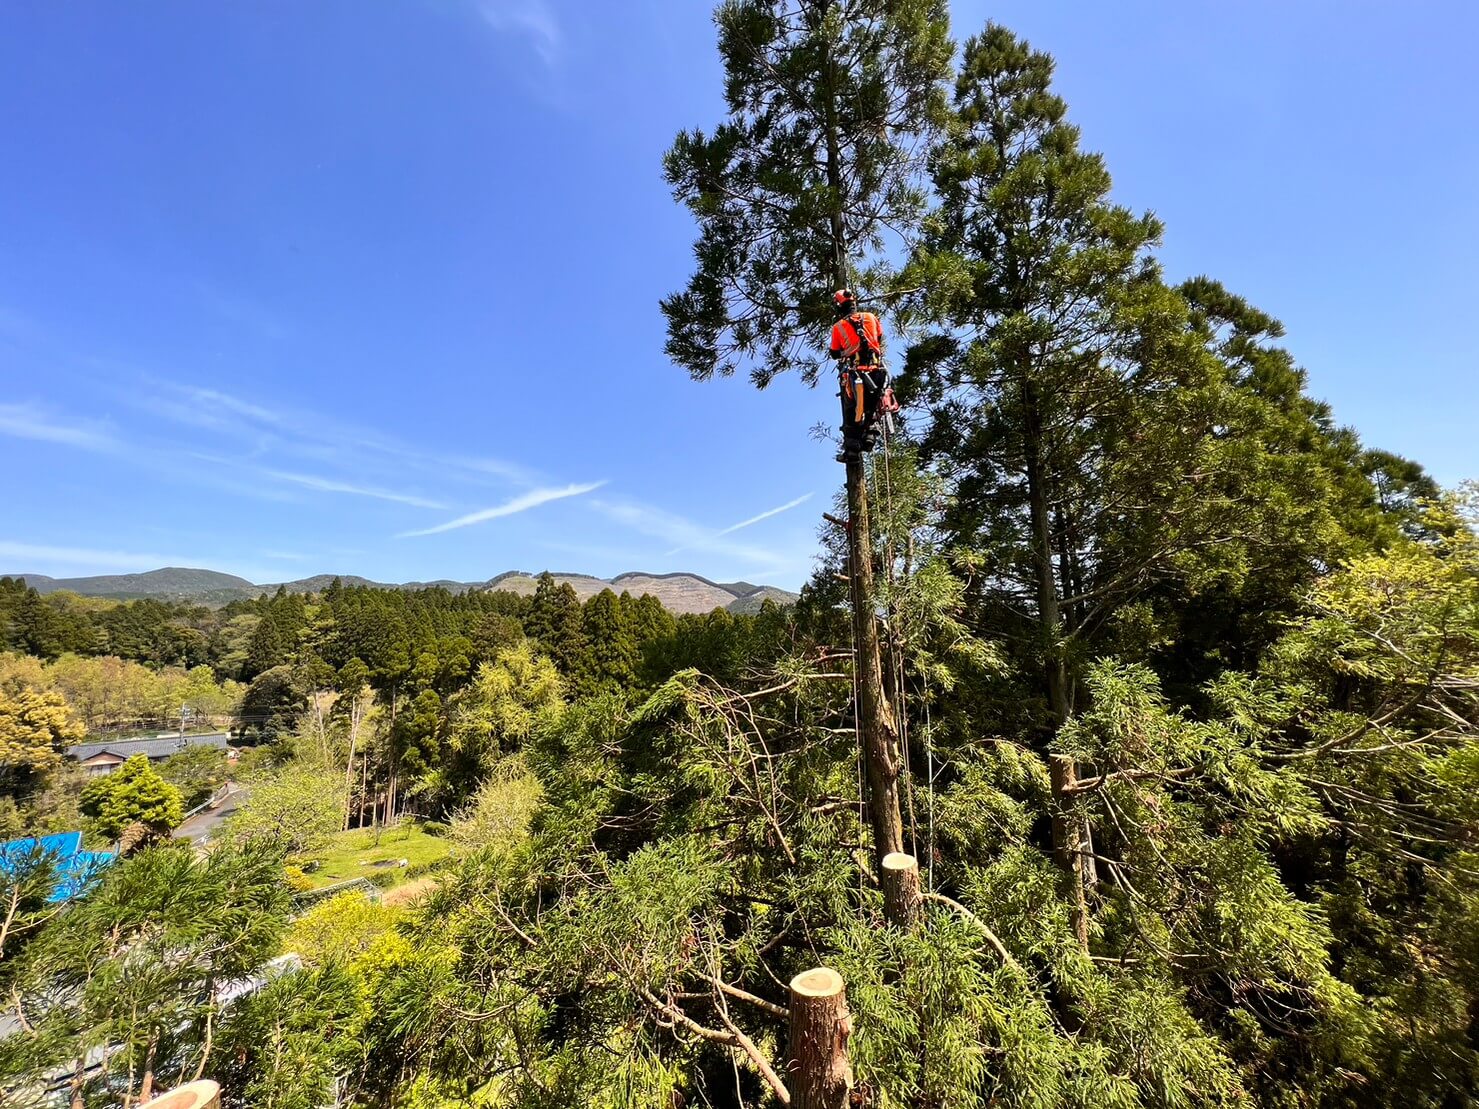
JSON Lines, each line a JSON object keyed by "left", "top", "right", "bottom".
{"left": 139, "top": 1082, "right": 221, "bottom": 1109}
{"left": 880, "top": 851, "right": 921, "bottom": 926}
{"left": 788, "top": 967, "right": 853, "bottom": 1109}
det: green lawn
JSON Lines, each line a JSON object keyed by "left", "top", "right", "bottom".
{"left": 306, "top": 823, "right": 451, "bottom": 889}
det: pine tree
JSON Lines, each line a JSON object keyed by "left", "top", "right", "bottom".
{"left": 664, "top": 0, "right": 952, "bottom": 914}
{"left": 902, "top": 23, "right": 1211, "bottom": 941}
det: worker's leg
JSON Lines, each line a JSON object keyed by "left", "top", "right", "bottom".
{"left": 838, "top": 370, "right": 866, "bottom": 461}
{"left": 858, "top": 368, "right": 886, "bottom": 450}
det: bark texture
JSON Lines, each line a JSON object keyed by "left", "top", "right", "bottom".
{"left": 788, "top": 967, "right": 853, "bottom": 1109}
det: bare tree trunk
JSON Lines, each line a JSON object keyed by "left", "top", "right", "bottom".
{"left": 342, "top": 693, "right": 363, "bottom": 832}
{"left": 312, "top": 691, "right": 329, "bottom": 770}
{"left": 138, "top": 1036, "right": 158, "bottom": 1104}
{"left": 845, "top": 462, "right": 907, "bottom": 868}
{"left": 788, "top": 968, "right": 853, "bottom": 1109}
{"left": 820, "top": 27, "right": 908, "bottom": 913}
{"left": 881, "top": 852, "right": 921, "bottom": 927}
{"left": 1024, "top": 379, "right": 1092, "bottom": 949}
{"left": 1049, "top": 755, "right": 1091, "bottom": 950}
{"left": 69, "top": 1040, "right": 91, "bottom": 1109}
{"left": 359, "top": 747, "right": 369, "bottom": 829}
{"left": 1022, "top": 380, "right": 1070, "bottom": 724}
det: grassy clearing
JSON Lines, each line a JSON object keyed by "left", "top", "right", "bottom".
{"left": 306, "top": 823, "right": 450, "bottom": 889}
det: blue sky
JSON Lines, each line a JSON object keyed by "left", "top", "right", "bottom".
{"left": 2, "top": 1, "right": 1474, "bottom": 592}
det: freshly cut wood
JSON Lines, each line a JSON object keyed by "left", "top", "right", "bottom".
{"left": 788, "top": 967, "right": 853, "bottom": 1109}
{"left": 881, "top": 851, "right": 921, "bottom": 926}
{"left": 139, "top": 1081, "right": 221, "bottom": 1109}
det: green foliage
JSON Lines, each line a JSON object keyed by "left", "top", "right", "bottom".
{"left": 78, "top": 754, "right": 184, "bottom": 841}
{"left": 158, "top": 742, "right": 228, "bottom": 807}
{"left": 4, "top": 12, "right": 1476, "bottom": 1109}
{"left": 525, "top": 573, "right": 589, "bottom": 677}
{"left": 238, "top": 663, "right": 308, "bottom": 743}
{"left": 0, "top": 685, "right": 82, "bottom": 796}
{"left": 663, "top": 0, "right": 952, "bottom": 385}
{"left": 227, "top": 764, "right": 345, "bottom": 862}
{"left": 447, "top": 756, "right": 542, "bottom": 857}
{"left": 8, "top": 841, "right": 291, "bottom": 1103}
{"left": 285, "top": 890, "right": 401, "bottom": 968}
{"left": 433, "top": 641, "right": 565, "bottom": 807}
{"left": 217, "top": 965, "right": 365, "bottom": 1109}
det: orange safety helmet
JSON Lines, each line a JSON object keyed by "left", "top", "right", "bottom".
{"left": 833, "top": 288, "right": 855, "bottom": 308}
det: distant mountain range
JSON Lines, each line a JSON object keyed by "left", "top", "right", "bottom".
{"left": 7, "top": 567, "right": 799, "bottom": 615}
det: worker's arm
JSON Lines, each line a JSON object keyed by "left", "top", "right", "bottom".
{"left": 829, "top": 323, "right": 848, "bottom": 360}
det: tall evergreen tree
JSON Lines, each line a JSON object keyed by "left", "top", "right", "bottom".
{"left": 664, "top": 0, "right": 952, "bottom": 911}
{"left": 902, "top": 24, "right": 1216, "bottom": 940}
{"left": 579, "top": 588, "right": 639, "bottom": 694}
{"left": 524, "top": 574, "right": 588, "bottom": 678}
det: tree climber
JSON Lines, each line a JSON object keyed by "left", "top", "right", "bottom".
{"left": 829, "top": 289, "right": 898, "bottom": 462}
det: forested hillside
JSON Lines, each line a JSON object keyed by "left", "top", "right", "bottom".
{"left": 2, "top": 5, "right": 1475, "bottom": 1109}
{"left": 10, "top": 568, "right": 797, "bottom": 615}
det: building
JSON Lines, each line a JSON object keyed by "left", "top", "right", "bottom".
{"left": 0, "top": 831, "right": 114, "bottom": 903}
{"left": 66, "top": 733, "right": 232, "bottom": 776}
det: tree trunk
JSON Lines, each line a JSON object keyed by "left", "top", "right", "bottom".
{"left": 1022, "top": 380, "right": 1070, "bottom": 724}
{"left": 788, "top": 967, "right": 853, "bottom": 1109}
{"left": 138, "top": 1035, "right": 157, "bottom": 1104}
{"left": 1049, "top": 754, "right": 1091, "bottom": 950}
{"left": 881, "top": 852, "right": 921, "bottom": 927}
{"left": 359, "top": 747, "right": 369, "bottom": 829}
{"left": 1024, "top": 379, "right": 1093, "bottom": 948}
{"left": 821, "top": 26, "right": 908, "bottom": 912}
{"left": 343, "top": 699, "right": 361, "bottom": 832}
{"left": 846, "top": 461, "right": 907, "bottom": 869}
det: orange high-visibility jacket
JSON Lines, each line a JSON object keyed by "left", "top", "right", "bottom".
{"left": 830, "top": 312, "right": 884, "bottom": 365}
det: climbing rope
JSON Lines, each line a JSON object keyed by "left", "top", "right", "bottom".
{"left": 844, "top": 514, "right": 866, "bottom": 894}
{"left": 923, "top": 669, "right": 936, "bottom": 894}
{"left": 878, "top": 418, "right": 921, "bottom": 862}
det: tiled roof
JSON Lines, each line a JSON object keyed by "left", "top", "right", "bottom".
{"left": 66, "top": 733, "right": 230, "bottom": 762}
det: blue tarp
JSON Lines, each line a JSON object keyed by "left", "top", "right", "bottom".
{"left": 0, "top": 831, "right": 114, "bottom": 902}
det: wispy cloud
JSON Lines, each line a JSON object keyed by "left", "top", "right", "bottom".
{"left": 186, "top": 386, "right": 288, "bottom": 428}
{"left": 261, "top": 550, "right": 309, "bottom": 562}
{"left": 716, "top": 493, "right": 814, "bottom": 537}
{"left": 0, "top": 403, "right": 117, "bottom": 452}
{"left": 478, "top": 0, "right": 562, "bottom": 65}
{"left": 593, "top": 499, "right": 788, "bottom": 568}
{"left": 0, "top": 540, "right": 205, "bottom": 573}
{"left": 400, "top": 481, "right": 607, "bottom": 537}
{"left": 662, "top": 493, "right": 814, "bottom": 556}
{"left": 263, "top": 469, "right": 448, "bottom": 510}
{"left": 136, "top": 380, "right": 537, "bottom": 495}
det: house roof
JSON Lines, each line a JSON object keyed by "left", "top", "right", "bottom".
{"left": 0, "top": 832, "right": 114, "bottom": 903}
{"left": 66, "top": 733, "right": 230, "bottom": 762}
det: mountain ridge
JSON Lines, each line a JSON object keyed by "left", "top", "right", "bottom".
{"left": 7, "top": 566, "right": 799, "bottom": 615}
